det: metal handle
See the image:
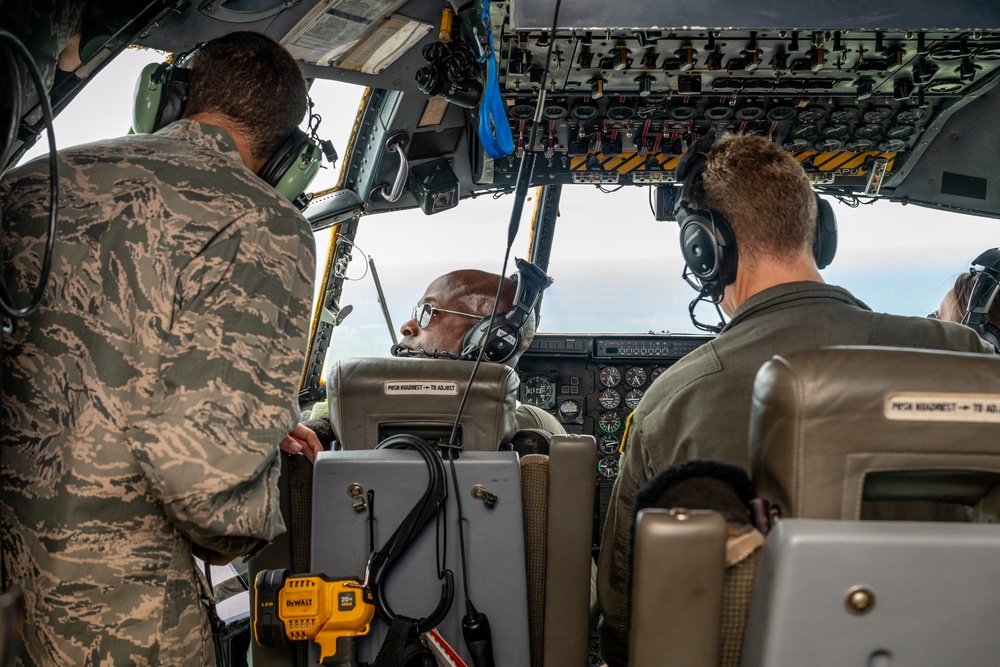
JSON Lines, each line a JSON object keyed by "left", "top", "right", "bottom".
{"left": 376, "top": 133, "right": 409, "bottom": 203}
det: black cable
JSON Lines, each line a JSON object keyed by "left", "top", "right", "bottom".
{"left": 0, "top": 29, "right": 59, "bottom": 320}
{"left": 447, "top": 448, "right": 472, "bottom": 605}
{"left": 369, "top": 434, "right": 454, "bottom": 633}
{"left": 439, "top": 4, "right": 563, "bottom": 665}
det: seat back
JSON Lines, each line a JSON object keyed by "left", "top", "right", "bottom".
{"left": 327, "top": 356, "right": 520, "bottom": 451}
{"left": 739, "top": 346, "right": 1000, "bottom": 667}
{"left": 740, "top": 519, "right": 1000, "bottom": 667}
{"left": 309, "top": 449, "right": 530, "bottom": 665}
{"left": 749, "top": 346, "right": 1000, "bottom": 519}
{"left": 519, "top": 435, "right": 596, "bottom": 667}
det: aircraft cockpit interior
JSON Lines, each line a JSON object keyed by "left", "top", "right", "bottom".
{"left": 2, "top": 1, "right": 1000, "bottom": 666}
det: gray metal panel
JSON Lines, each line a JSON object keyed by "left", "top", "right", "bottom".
{"left": 511, "top": 0, "right": 1000, "bottom": 31}
{"left": 741, "top": 519, "right": 1000, "bottom": 667}
{"left": 890, "top": 76, "right": 1000, "bottom": 219}
{"left": 311, "top": 450, "right": 530, "bottom": 666}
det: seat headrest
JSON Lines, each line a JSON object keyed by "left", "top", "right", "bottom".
{"left": 327, "top": 356, "right": 520, "bottom": 451}
{"left": 749, "top": 346, "right": 1000, "bottom": 519}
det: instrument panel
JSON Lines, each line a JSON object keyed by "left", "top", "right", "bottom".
{"left": 516, "top": 333, "right": 713, "bottom": 545}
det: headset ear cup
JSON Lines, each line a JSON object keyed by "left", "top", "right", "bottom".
{"left": 257, "top": 129, "right": 322, "bottom": 206}
{"left": 132, "top": 63, "right": 167, "bottom": 134}
{"left": 814, "top": 195, "right": 838, "bottom": 269}
{"left": 461, "top": 317, "right": 491, "bottom": 358}
{"left": 132, "top": 62, "right": 188, "bottom": 134}
{"left": 678, "top": 207, "right": 737, "bottom": 298}
{"left": 482, "top": 320, "right": 522, "bottom": 364}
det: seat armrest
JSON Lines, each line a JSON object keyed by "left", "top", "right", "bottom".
{"left": 629, "top": 508, "right": 726, "bottom": 667}
{"left": 542, "top": 434, "right": 596, "bottom": 667}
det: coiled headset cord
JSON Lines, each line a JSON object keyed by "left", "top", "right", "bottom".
{"left": 369, "top": 434, "right": 454, "bottom": 634}
{"left": 0, "top": 29, "right": 60, "bottom": 322}
{"left": 441, "top": 2, "right": 564, "bottom": 666}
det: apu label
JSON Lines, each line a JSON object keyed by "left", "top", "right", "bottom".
{"left": 884, "top": 392, "right": 1000, "bottom": 423}
{"left": 384, "top": 381, "right": 458, "bottom": 395}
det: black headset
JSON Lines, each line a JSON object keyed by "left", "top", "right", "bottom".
{"left": 460, "top": 258, "right": 554, "bottom": 364}
{"left": 131, "top": 51, "right": 325, "bottom": 209}
{"left": 960, "top": 248, "right": 1000, "bottom": 352}
{"left": 675, "top": 131, "right": 838, "bottom": 303}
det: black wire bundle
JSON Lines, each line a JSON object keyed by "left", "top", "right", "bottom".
{"left": 1, "top": 29, "right": 59, "bottom": 320}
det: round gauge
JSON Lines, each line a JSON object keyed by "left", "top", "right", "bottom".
{"left": 668, "top": 104, "right": 697, "bottom": 121}
{"left": 542, "top": 104, "right": 568, "bottom": 120}
{"left": 599, "top": 434, "right": 621, "bottom": 455}
{"left": 878, "top": 138, "right": 907, "bottom": 152}
{"left": 558, "top": 399, "right": 581, "bottom": 421}
{"left": 782, "top": 138, "right": 811, "bottom": 151}
{"left": 705, "top": 105, "right": 733, "bottom": 120}
{"left": 607, "top": 104, "right": 636, "bottom": 120}
{"left": 814, "top": 138, "right": 844, "bottom": 152}
{"left": 766, "top": 105, "right": 796, "bottom": 121}
{"left": 978, "top": 45, "right": 1000, "bottom": 60}
{"left": 926, "top": 80, "right": 963, "bottom": 94}
{"left": 791, "top": 124, "right": 818, "bottom": 139}
{"left": 886, "top": 125, "right": 915, "bottom": 139}
{"left": 822, "top": 124, "right": 850, "bottom": 139}
{"left": 598, "top": 455, "right": 620, "bottom": 479}
{"left": 600, "top": 367, "right": 622, "bottom": 388}
{"left": 798, "top": 106, "right": 826, "bottom": 123}
{"left": 896, "top": 107, "right": 927, "bottom": 124}
{"left": 571, "top": 103, "right": 600, "bottom": 120}
{"left": 598, "top": 411, "right": 622, "bottom": 434}
{"left": 510, "top": 104, "right": 536, "bottom": 119}
{"left": 830, "top": 106, "right": 860, "bottom": 124}
{"left": 625, "top": 388, "right": 645, "bottom": 410}
{"left": 520, "top": 375, "right": 555, "bottom": 409}
{"left": 863, "top": 107, "right": 893, "bottom": 124}
{"left": 625, "top": 367, "right": 647, "bottom": 387}
{"left": 599, "top": 389, "right": 622, "bottom": 410}
{"left": 855, "top": 123, "right": 883, "bottom": 140}
{"left": 928, "top": 45, "right": 966, "bottom": 61}
{"left": 650, "top": 366, "right": 667, "bottom": 382}
{"left": 735, "top": 104, "right": 765, "bottom": 121}
{"left": 845, "top": 138, "right": 875, "bottom": 152}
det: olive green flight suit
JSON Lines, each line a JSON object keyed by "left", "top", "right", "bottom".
{"left": 597, "top": 281, "right": 995, "bottom": 667}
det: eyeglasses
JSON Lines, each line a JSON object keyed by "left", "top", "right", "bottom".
{"left": 411, "top": 303, "right": 483, "bottom": 329}
{"left": 927, "top": 312, "right": 939, "bottom": 319}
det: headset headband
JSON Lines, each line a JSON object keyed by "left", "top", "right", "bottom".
{"left": 961, "top": 248, "right": 1000, "bottom": 351}
{"left": 460, "top": 259, "right": 553, "bottom": 363}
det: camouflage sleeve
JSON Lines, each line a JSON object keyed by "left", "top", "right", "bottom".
{"left": 124, "top": 213, "right": 315, "bottom": 558}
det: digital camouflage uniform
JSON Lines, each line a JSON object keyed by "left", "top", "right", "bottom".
{"left": 1, "top": 119, "right": 315, "bottom": 666}
{"left": 596, "top": 282, "right": 997, "bottom": 667}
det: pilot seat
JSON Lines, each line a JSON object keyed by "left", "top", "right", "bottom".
{"left": 250, "top": 356, "right": 594, "bottom": 667}
{"left": 628, "top": 346, "right": 1000, "bottom": 667}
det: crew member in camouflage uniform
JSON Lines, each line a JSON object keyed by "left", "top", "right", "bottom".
{"left": 1, "top": 32, "right": 315, "bottom": 666}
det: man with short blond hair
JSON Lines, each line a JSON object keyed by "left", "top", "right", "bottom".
{"left": 596, "top": 134, "right": 996, "bottom": 667}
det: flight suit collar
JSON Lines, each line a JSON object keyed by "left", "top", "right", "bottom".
{"left": 722, "top": 281, "right": 872, "bottom": 333}
{"left": 154, "top": 119, "right": 243, "bottom": 163}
